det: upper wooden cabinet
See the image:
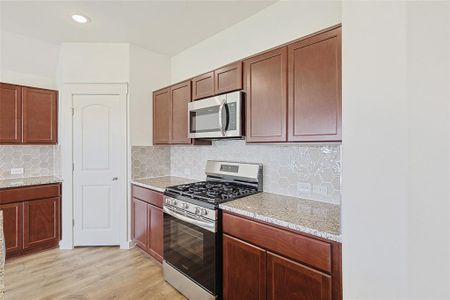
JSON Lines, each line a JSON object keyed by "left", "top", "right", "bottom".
{"left": 214, "top": 62, "right": 243, "bottom": 95}
{"left": 152, "top": 25, "right": 341, "bottom": 144}
{"left": 288, "top": 27, "right": 341, "bottom": 142}
{"left": 244, "top": 47, "right": 287, "bottom": 143}
{"left": 192, "top": 62, "right": 243, "bottom": 100}
{"left": 170, "top": 81, "right": 191, "bottom": 144}
{"left": 0, "top": 83, "right": 58, "bottom": 145}
{"left": 153, "top": 88, "right": 171, "bottom": 144}
{"left": 153, "top": 81, "right": 192, "bottom": 145}
{"left": 192, "top": 71, "right": 214, "bottom": 100}
{"left": 22, "top": 87, "right": 58, "bottom": 144}
{"left": 0, "top": 83, "right": 22, "bottom": 144}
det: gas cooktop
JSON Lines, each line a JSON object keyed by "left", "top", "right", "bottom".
{"left": 165, "top": 180, "right": 258, "bottom": 204}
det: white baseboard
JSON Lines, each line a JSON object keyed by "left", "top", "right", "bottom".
{"left": 120, "top": 240, "right": 135, "bottom": 249}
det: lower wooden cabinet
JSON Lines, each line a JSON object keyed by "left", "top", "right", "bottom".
{"left": 0, "top": 183, "right": 61, "bottom": 258}
{"left": 148, "top": 205, "right": 164, "bottom": 261}
{"left": 223, "top": 212, "right": 342, "bottom": 300}
{"left": 223, "top": 234, "right": 266, "bottom": 300}
{"left": 267, "top": 252, "right": 331, "bottom": 300}
{"left": 132, "top": 197, "right": 148, "bottom": 250}
{"left": 1, "top": 202, "right": 23, "bottom": 256}
{"left": 131, "top": 185, "right": 164, "bottom": 262}
{"left": 23, "top": 197, "right": 59, "bottom": 249}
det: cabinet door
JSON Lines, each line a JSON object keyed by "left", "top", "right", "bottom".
{"left": 267, "top": 252, "right": 331, "bottom": 300}
{"left": 132, "top": 198, "right": 148, "bottom": 250}
{"left": 214, "top": 62, "right": 243, "bottom": 95}
{"left": 223, "top": 234, "right": 266, "bottom": 300}
{"left": 22, "top": 87, "right": 58, "bottom": 144}
{"left": 153, "top": 88, "right": 171, "bottom": 144}
{"left": 0, "top": 83, "right": 22, "bottom": 144}
{"left": 244, "top": 47, "right": 287, "bottom": 142}
{"left": 23, "top": 197, "right": 60, "bottom": 249}
{"left": 148, "top": 204, "right": 163, "bottom": 262}
{"left": 170, "top": 81, "right": 191, "bottom": 144}
{"left": 192, "top": 71, "right": 214, "bottom": 100}
{"left": 288, "top": 27, "right": 341, "bottom": 142}
{"left": 0, "top": 202, "right": 23, "bottom": 256}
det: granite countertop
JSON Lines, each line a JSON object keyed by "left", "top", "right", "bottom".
{"left": 0, "top": 176, "right": 63, "bottom": 189}
{"left": 219, "top": 192, "right": 341, "bottom": 242}
{"left": 0, "top": 211, "right": 4, "bottom": 298}
{"left": 131, "top": 176, "right": 197, "bottom": 193}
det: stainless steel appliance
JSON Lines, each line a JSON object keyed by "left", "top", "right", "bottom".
{"left": 188, "top": 91, "right": 243, "bottom": 139}
{"left": 163, "top": 160, "right": 263, "bottom": 300}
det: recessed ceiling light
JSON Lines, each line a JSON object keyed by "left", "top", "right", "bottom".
{"left": 72, "top": 14, "right": 90, "bottom": 24}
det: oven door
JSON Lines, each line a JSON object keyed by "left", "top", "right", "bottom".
{"left": 163, "top": 207, "right": 218, "bottom": 295}
{"left": 188, "top": 91, "right": 241, "bottom": 138}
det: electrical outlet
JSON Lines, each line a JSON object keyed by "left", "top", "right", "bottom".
{"left": 297, "top": 182, "right": 311, "bottom": 194}
{"left": 313, "top": 184, "right": 328, "bottom": 196}
{"left": 10, "top": 168, "right": 24, "bottom": 175}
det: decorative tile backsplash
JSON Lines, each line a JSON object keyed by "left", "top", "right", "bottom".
{"left": 170, "top": 140, "right": 341, "bottom": 204}
{"left": 131, "top": 146, "right": 170, "bottom": 179}
{"left": 0, "top": 145, "right": 60, "bottom": 179}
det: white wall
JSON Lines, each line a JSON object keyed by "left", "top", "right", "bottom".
{"left": 342, "top": 1, "right": 450, "bottom": 299}
{"left": 170, "top": 0, "right": 341, "bottom": 82}
{"left": 342, "top": 1, "right": 409, "bottom": 298}
{"left": 406, "top": 2, "right": 450, "bottom": 298}
{"left": 0, "top": 30, "right": 59, "bottom": 89}
{"left": 60, "top": 43, "right": 130, "bottom": 83}
{"left": 129, "top": 44, "right": 170, "bottom": 146}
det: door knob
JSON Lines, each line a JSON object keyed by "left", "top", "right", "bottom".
{"left": 112, "top": 177, "right": 118, "bottom": 181}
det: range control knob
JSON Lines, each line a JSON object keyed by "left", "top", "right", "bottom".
{"left": 181, "top": 202, "right": 189, "bottom": 209}
{"left": 195, "top": 207, "right": 201, "bottom": 215}
{"left": 201, "top": 208, "right": 208, "bottom": 216}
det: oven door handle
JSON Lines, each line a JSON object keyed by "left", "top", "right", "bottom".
{"left": 163, "top": 206, "right": 216, "bottom": 233}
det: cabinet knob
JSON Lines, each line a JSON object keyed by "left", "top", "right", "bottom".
{"left": 112, "top": 177, "right": 118, "bottom": 181}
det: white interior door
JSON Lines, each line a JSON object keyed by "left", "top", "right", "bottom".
{"left": 73, "top": 92, "right": 126, "bottom": 246}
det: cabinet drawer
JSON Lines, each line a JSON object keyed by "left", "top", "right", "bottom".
{"left": 0, "top": 183, "right": 61, "bottom": 205}
{"left": 223, "top": 212, "right": 332, "bottom": 273}
{"left": 131, "top": 185, "right": 163, "bottom": 208}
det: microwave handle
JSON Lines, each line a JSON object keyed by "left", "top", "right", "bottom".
{"left": 218, "top": 100, "right": 226, "bottom": 136}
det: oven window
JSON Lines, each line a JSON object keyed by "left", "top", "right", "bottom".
{"left": 169, "top": 219, "right": 204, "bottom": 264}
{"left": 164, "top": 213, "right": 218, "bottom": 295}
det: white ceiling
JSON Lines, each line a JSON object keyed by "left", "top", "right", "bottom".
{"left": 0, "top": 1, "right": 276, "bottom": 56}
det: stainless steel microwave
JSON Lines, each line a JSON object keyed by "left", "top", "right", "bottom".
{"left": 188, "top": 91, "right": 243, "bottom": 139}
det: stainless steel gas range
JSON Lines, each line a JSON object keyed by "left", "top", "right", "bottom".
{"left": 163, "top": 160, "right": 263, "bottom": 300}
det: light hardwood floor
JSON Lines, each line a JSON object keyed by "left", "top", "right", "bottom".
{"left": 5, "top": 247, "right": 186, "bottom": 300}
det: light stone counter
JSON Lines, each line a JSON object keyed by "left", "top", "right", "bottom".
{"left": 0, "top": 176, "right": 62, "bottom": 189}
{"left": 220, "top": 192, "right": 341, "bottom": 242}
{"left": 131, "top": 176, "right": 196, "bottom": 193}
{"left": 0, "top": 211, "right": 4, "bottom": 299}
